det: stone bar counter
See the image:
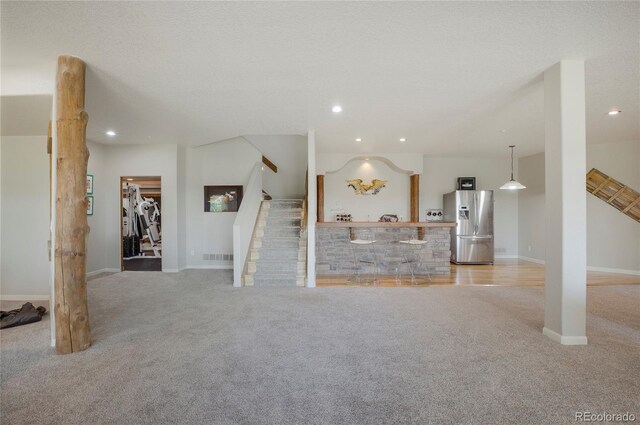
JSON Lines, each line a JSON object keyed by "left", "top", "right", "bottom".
{"left": 316, "top": 222, "right": 456, "bottom": 275}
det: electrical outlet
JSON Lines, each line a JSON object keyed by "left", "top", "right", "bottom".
{"left": 528, "top": 245, "right": 532, "bottom": 252}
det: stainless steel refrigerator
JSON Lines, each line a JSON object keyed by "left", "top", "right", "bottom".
{"left": 443, "top": 190, "right": 494, "bottom": 264}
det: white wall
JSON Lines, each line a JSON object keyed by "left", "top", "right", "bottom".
{"left": 517, "top": 152, "right": 546, "bottom": 262}
{"left": 0, "top": 135, "right": 274, "bottom": 295}
{"left": 243, "top": 135, "right": 307, "bottom": 199}
{"left": 86, "top": 141, "right": 109, "bottom": 273}
{"left": 98, "top": 144, "right": 179, "bottom": 271}
{"left": 0, "top": 133, "right": 2, "bottom": 293}
{"left": 0, "top": 135, "right": 51, "bottom": 298}
{"left": 324, "top": 158, "right": 410, "bottom": 222}
{"left": 421, "top": 156, "right": 519, "bottom": 257}
{"left": 185, "top": 138, "right": 261, "bottom": 268}
{"left": 177, "top": 146, "right": 187, "bottom": 270}
{"left": 587, "top": 141, "right": 640, "bottom": 272}
{"left": 518, "top": 141, "right": 640, "bottom": 273}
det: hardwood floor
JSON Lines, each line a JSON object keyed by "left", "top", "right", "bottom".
{"left": 316, "top": 258, "right": 640, "bottom": 287}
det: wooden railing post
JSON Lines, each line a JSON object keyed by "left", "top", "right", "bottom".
{"left": 317, "top": 175, "right": 325, "bottom": 223}
{"left": 410, "top": 174, "right": 419, "bottom": 222}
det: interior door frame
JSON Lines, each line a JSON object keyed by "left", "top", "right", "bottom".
{"left": 120, "top": 176, "right": 162, "bottom": 271}
{"left": 119, "top": 177, "right": 124, "bottom": 271}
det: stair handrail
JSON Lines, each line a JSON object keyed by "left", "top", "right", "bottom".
{"left": 233, "top": 162, "right": 263, "bottom": 287}
{"left": 586, "top": 168, "right": 640, "bottom": 224}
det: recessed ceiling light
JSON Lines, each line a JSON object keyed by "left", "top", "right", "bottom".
{"left": 332, "top": 105, "right": 343, "bottom": 113}
{"left": 399, "top": 138, "right": 406, "bottom": 142}
{"left": 106, "top": 130, "right": 116, "bottom": 136}
{"left": 608, "top": 110, "right": 622, "bottom": 116}
{"left": 500, "top": 129, "right": 507, "bottom": 133}
{"left": 355, "top": 138, "right": 362, "bottom": 142}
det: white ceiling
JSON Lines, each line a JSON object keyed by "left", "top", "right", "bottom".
{"left": 1, "top": 1, "right": 638, "bottom": 157}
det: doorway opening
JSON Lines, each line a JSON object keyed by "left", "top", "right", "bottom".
{"left": 120, "top": 176, "right": 162, "bottom": 271}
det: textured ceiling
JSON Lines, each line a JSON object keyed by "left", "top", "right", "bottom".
{"left": 1, "top": 2, "right": 638, "bottom": 157}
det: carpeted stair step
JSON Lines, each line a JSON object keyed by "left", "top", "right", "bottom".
{"left": 267, "top": 208, "right": 302, "bottom": 215}
{"left": 266, "top": 217, "right": 302, "bottom": 226}
{"left": 260, "top": 237, "right": 301, "bottom": 248}
{"left": 244, "top": 199, "right": 306, "bottom": 287}
{"left": 253, "top": 248, "right": 300, "bottom": 260}
{"left": 269, "top": 200, "right": 302, "bottom": 204}
{"left": 267, "top": 207, "right": 300, "bottom": 212}
{"left": 267, "top": 203, "right": 301, "bottom": 209}
{"left": 263, "top": 226, "right": 300, "bottom": 237}
{"left": 255, "top": 260, "right": 299, "bottom": 273}
{"left": 252, "top": 274, "right": 299, "bottom": 287}
{"left": 268, "top": 205, "right": 301, "bottom": 210}
{"left": 267, "top": 211, "right": 302, "bottom": 218}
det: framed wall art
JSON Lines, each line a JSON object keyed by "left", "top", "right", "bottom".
{"left": 86, "top": 174, "right": 94, "bottom": 195}
{"left": 204, "top": 185, "right": 243, "bottom": 212}
{"left": 87, "top": 196, "right": 94, "bottom": 216}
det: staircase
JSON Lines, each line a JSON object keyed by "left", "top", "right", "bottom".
{"left": 586, "top": 168, "right": 640, "bottom": 223}
{"left": 244, "top": 199, "right": 306, "bottom": 287}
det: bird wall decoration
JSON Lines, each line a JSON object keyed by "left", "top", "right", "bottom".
{"left": 346, "top": 179, "right": 387, "bottom": 195}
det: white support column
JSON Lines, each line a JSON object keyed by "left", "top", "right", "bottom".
{"left": 543, "top": 60, "right": 588, "bottom": 345}
{"left": 306, "top": 131, "right": 317, "bottom": 288}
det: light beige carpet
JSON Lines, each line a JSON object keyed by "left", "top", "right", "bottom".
{"left": 1, "top": 270, "right": 638, "bottom": 424}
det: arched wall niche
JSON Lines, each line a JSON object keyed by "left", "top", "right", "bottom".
{"left": 324, "top": 156, "right": 413, "bottom": 175}
{"left": 323, "top": 157, "right": 410, "bottom": 222}
{"left": 316, "top": 153, "right": 423, "bottom": 176}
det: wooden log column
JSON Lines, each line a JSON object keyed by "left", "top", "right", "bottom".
{"left": 317, "top": 175, "right": 325, "bottom": 222}
{"left": 54, "top": 55, "right": 91, "bottom": 354}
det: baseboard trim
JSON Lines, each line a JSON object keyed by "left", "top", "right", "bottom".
{"left": 162, "top": 268, "right": 180, "bottom": 273}
{"left": 518, "top": 255, "right": 546, "bottom": 265}
{"left": 586, "top": 266, "right": 640, "bottom": 276}
{"left": 87, "top": 268, "right": 120, "bottom": 277}
{"left": 517, "top": 256, "right": 639, "bottom": 275}
{"left": 183, "top": 265, "right": 234, "bottom": 270}
{"left": 543, "top": 327, "right": 588, "bottom": 345}
{"left": 495, "top": 255, "right": 519, "bottom": 259}
{"left": 0, "top": 295, "right": 50, "bottom": 301}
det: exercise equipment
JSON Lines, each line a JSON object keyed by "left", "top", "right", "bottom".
{"left": 122, "top": 182, "right": 162, "bottom": 258}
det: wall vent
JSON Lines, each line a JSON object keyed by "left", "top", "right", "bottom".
{"left": 203, "top": 253, "right": 233, "bottom": 262}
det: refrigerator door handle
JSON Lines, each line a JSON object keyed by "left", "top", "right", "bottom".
{"left": 473, "top": 192, "right": 478, "bottom": 235}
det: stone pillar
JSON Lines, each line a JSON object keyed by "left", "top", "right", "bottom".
{"left": 543, "top": 60, "right": 587, "bottom": 345}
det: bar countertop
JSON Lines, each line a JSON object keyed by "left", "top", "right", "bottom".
{"left": 316, "top": 221, "right": 456, "bottom": 228}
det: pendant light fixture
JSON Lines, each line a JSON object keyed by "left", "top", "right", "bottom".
{"left": 500, "top": 145, "right": 526, "bottom": 190}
